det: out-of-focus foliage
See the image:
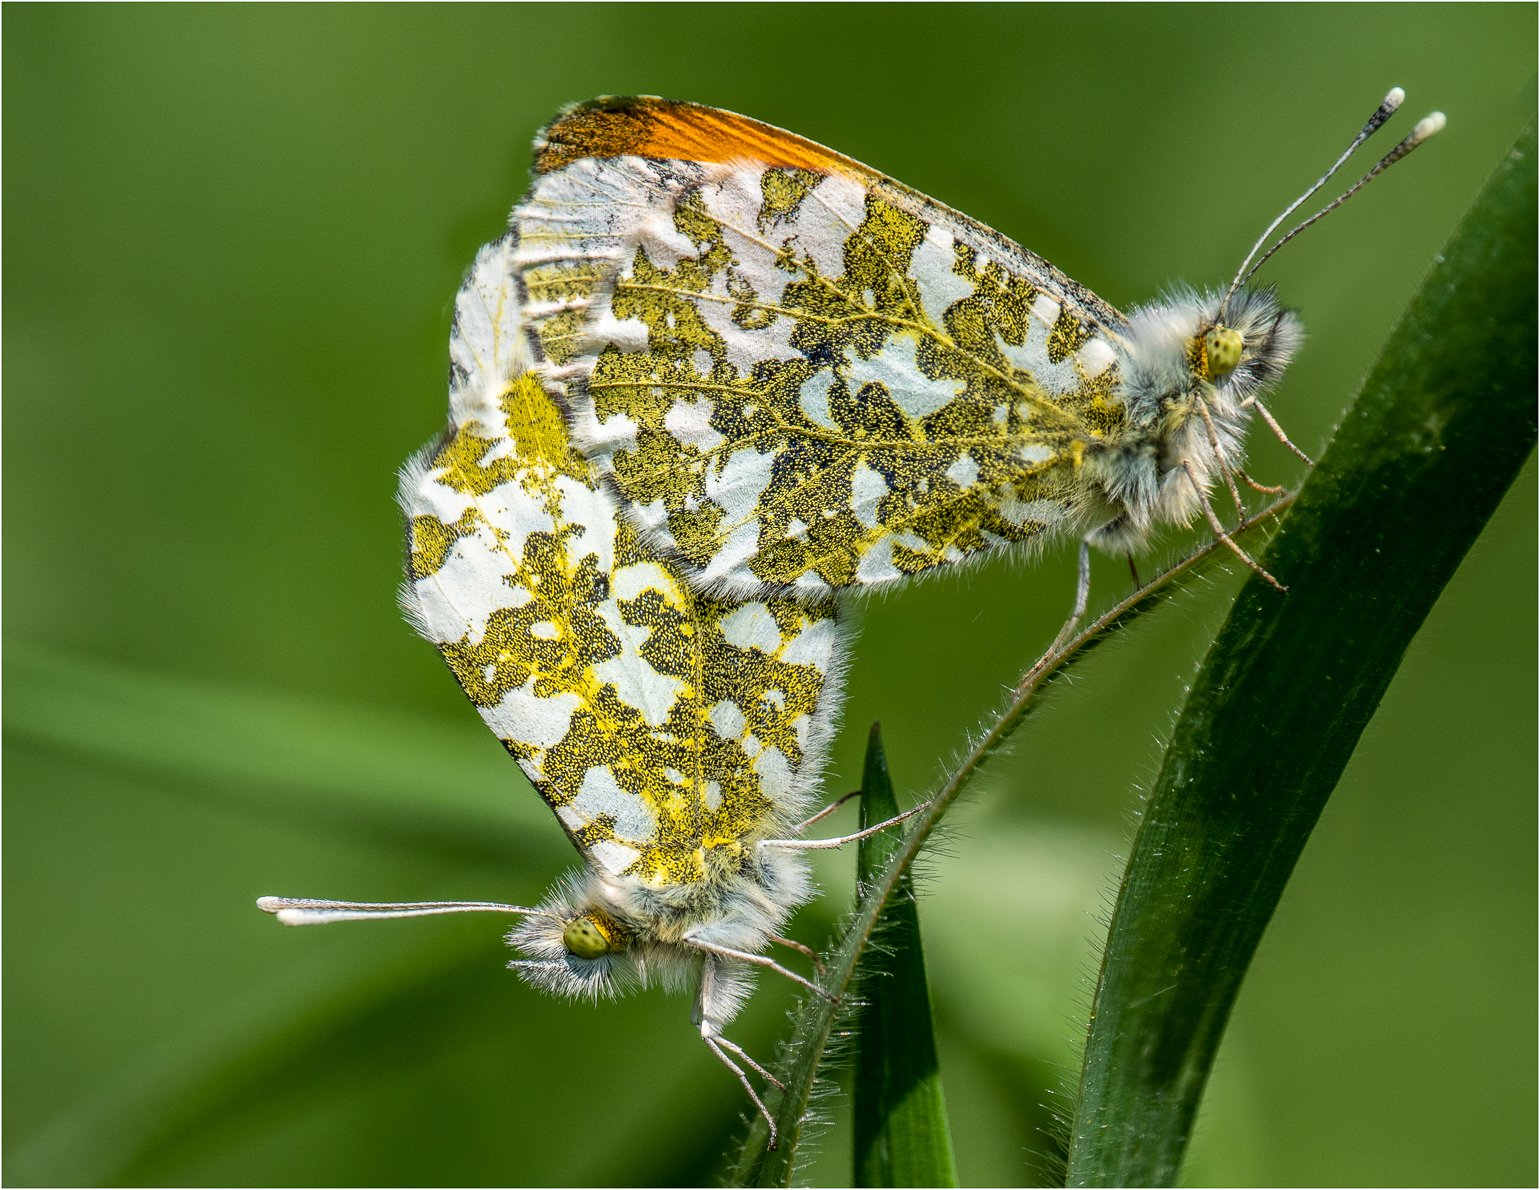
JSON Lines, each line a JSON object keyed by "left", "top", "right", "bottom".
{"left": 5, "top": 7, "right": 1534, "bottom": 1186}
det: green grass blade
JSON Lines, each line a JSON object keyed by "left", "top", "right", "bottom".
{"left": 1066, "top": 120, "right": 1537, "bottom": 1186}
{"left": 852, "top": 725, "right": 960, "bottom": 1188}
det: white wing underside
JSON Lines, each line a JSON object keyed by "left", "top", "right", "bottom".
{"left": 398, "top": 238, "right": 845, "bottom": 881}
{"left": 512, "top": 148, "right": 1130, "bottom": 596}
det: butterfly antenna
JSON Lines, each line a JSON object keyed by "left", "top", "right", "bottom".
{"left": 257, "top": 896, "right": 547, "bottom": 925}
{"left": 1234, "top": 110, "right": 1445, "bottom": 293}
{"left": 1219, "top": 87, "right": 1410, "bottom": 322}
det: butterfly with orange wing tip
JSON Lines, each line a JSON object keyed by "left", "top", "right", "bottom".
{"left": 515, "top": 92, "right": 1441, "bottom": 638}
{"left": 260, "top": 89, "right": 1442, "bottom": 1145}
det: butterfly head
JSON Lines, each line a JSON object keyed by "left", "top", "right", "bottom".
{"left": 1189, "top": 285, "right": 1304, "bottom": 410}
{"left": 507, "top": 873, "right": 642, "bottom": 1001}
{"left": 560, "top": 912, "right": 626, "bottom": 960}
{"left": 1121, "top": 286, "right": 1302, "bottom": 424}
{"left": 1087, "top": 286, "right": 1302, "bottom": 545}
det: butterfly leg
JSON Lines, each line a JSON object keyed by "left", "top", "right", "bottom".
{"left": 1236, "top": 469, "right": 1288, "bottom": 495}
{"left": 694, "top": 956, "right": 787, "bottom": 1147}
{"left": 688, "top": 938, "right": 836, "bottom": 1002}
{"left": 704, "top": 1035, "right": 780, "bottom": 1148}
{"left": 715, "top": 1035, "right": 785, "bottom": 1091}
{"left": 1243, "top": 396, "right": 1315, "bottom": 467}
{"left": 1182, "top": 462, "right": 1286, "bottom": 592}
{"left": 762, "top": 803, "right": 927, "bottom": 852}
{"left": 783, "top": 788, "right": 862, "bottom": 835}
{"left": 770, "top": 934, "right": 826, "bottom": 977}
{"left": 1194, "top": 395, "right": 1248, "bottom": 519}
{"left": 1041, "top": 532, "right": 1096, "bottom": 660}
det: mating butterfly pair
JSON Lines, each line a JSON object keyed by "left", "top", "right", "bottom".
{"left": 261, "top": 92, "right": 1441, "bottom": 1142}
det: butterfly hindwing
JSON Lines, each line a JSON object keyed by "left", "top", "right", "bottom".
{"left": 400, "top": 235, "right": 844, "bottom": 884}
{"left": 515, "top": 97, "right": 1131, "bottom": 597}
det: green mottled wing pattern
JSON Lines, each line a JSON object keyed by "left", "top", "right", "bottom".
{"left": 514, "top": 98, "right": 1133, "bottom": 597}
{"left": 399, "top": 236, "right": 844, "bottom": 888}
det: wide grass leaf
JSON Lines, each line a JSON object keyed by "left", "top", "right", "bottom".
{"left": 1065, "top": 120, "right": 1537, "bottom": 1186}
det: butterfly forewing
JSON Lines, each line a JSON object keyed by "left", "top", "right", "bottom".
{"left": 401, "top": 234, "right": 844, "bottom": 885}
{"left": 515, "top": 97, "right": 1131, "bottom": 597}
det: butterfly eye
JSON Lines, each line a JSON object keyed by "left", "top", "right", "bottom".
{"left": 1201, "top": 326, "right": 1245, "bottom": 380}
{"left": 562, "top": 914, "right": 618, "bottom": 959}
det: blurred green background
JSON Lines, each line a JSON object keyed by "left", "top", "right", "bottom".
{"left": 5, "top": 6, "right": 1534, "bottom": 1186}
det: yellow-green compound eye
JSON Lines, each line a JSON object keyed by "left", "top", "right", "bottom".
{"left": 1203, "top": 326, "right": 1245, "bottom": 379}
{"left": 562, "top": 916, "right": 613, "bottom": 960}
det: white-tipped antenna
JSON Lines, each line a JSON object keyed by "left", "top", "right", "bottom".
{"left": 1218, "top": 88, "right": 1440, "bottom": 320}
{"left": 1221, "top": 87, "right": 1405, "bottom": 317}
{"left": 1233, "top": 110, "right": 1445, "bottom": 293}
{"left": 257, "top": 895, "right": 545, "bottom": 926}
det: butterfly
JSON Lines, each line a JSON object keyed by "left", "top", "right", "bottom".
{"left": 260, "top": 234, "right": 916, "bottom": 1144}
{"left": 261, "top": 90, "right": 1441, "bottom": 1143}
{"left": 514, "top": 92, "right": 1441, "bottom": 633}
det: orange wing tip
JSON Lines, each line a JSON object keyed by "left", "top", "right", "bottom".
{"left": 535, "top": 96, "right": 871, "bottom": 178}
